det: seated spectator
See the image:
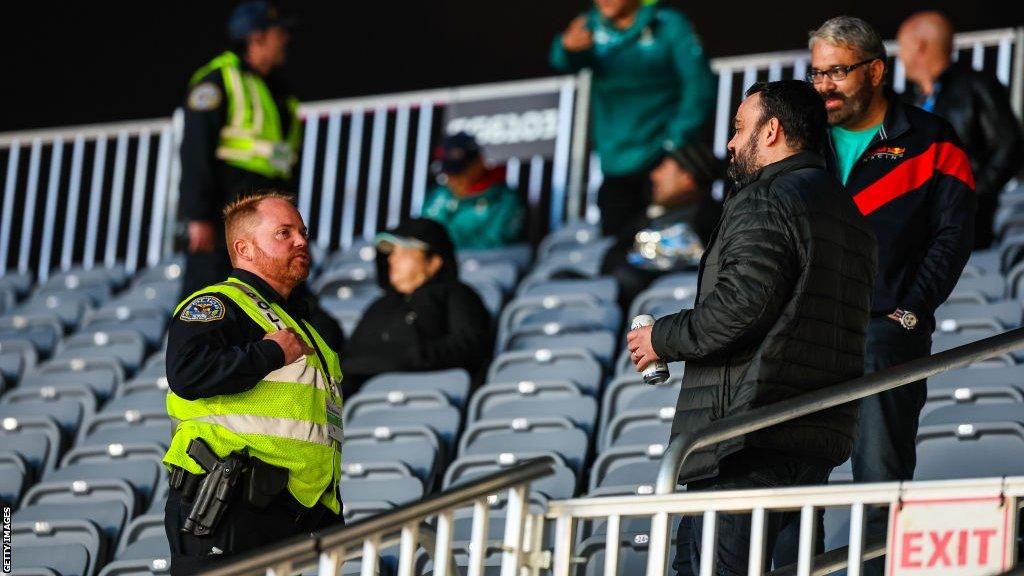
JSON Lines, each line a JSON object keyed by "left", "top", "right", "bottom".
{"left": 602, "top": 142, "right": 723, "bottom": 310}
{"left": 422, "top": 132, "right": 525, "bottom": 250}
{"left": 341, "top": 218, "right": 492, "bottom": 395}
{"left": 898, "top": 11, "right": 1024, "bottom": 249}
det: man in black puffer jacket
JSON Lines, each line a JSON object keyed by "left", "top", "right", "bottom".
{"left": 628, "top": 80, "right": 877, "bottom": 575}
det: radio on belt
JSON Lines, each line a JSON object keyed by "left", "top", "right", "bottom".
{"left": 630, "top": 314, "right": 670, "bottom": 385}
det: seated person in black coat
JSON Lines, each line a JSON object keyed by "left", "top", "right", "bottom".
{"left": 601, "top": 142, "right": 724, "bottom": 311}
{"left": 342, "top": 218, "right": 492, "bottom": 395}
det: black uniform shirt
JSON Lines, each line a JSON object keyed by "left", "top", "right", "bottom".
{"left": 180, "top": 52, "right": 296, "bottom": 221}
{"left": 166, "top": 269, "right": 344, "bottom": 401}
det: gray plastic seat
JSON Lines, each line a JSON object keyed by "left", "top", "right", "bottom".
{"left": 47, "top": 452, "right": 163, "bottom": 508}
{"left": 15, "top": 290, "right": 94, "bottom": 329}
{"left": 82, "top": 305, "right": 168, "bottom": 348}
{"left": 465, "top": 277, "right": 504, "bottom": 317}
{"left": 537, "top": 223, "right": 601, "bottom": 259}
{"left": 101, "top": 389, "right": 169, "bottom": 416}
{"left": 343, "top": 390, "right": 460, "bottom": 449}
{"left": 517, "top": 276, "right": 618, "bottom": 304}
{"left": 135, "top": 352, "right": 166, "bottom": 380}
{"left": 0, "top": 271, "right": 35, "bottom": 297}
{"left": 601, "top": 375, "right": 682, "bottom": 434}
{"left": 922, "top": 384, "right": 1024, "bottom": 420}
{"left": 339, "top": 475, "right": 424, "bottom": 507}
{"left": 488, "top": 348, "right": 603, "bottom": 396}
{"left": 921, "top": 403, "right": 1024, "bottom": 426}
{"left": 312, "top": 264, "right": 377, "bottom": 294}
{"left": 461, "top": 260, "right": 519, "bottom": 295}
{"left": 628, "top": 285, "right": 698, "bottom": 322}
{"left": 498, "top": 294, "right": 620, "bottom": 349}
{"left": 0, "top": 398, "right": 86, "bottom": 440}
{"left": 929, "top": 364, "right": 1024, "bottom": 390}
{"left": 915, "top": 421, "right": 1024, "bottom": 480}
{"left": 0, "top": 338, "right": 38, "bottom": 384}
{"left": 361, "top": 369, "right": 471, "bottom": 408}
{"left": 0, "top": 415, "right": 62, "bottom": 474}
{"left": 22, "top": 357, "right": 124, "bottom": 401}
{"left": 109, "top": 281, "right": 182, "bottom": 314}
{"left": 469, "top": 380, "right": 597, "bottom": 434}
{"left": 0, "top": 451, "right": 29, "bottom": 507}
{"left": 444, "top": 451, "right": 577, "bottom": 500}
{"left": 459, "top": 244, "right": 533, "bottom": 274}
{"left": 319, "top": 287, "right": 381, "bottom": 320}
{"left": 648, "top": 271, "right": 700, "bottom": 291}
{"left": 577, "top": 531, "right": 655, "bottom": 576}
{"left": 934, "top": 300, "right": 1021, "bottom": 332}
{"left": 132, "top": 260, "right": 184, "bottom": 287}
{"left": 77, "top": 411, "right": 173, "bottom": 449}
{"left": 951, "top": 274, "right": 1005, "bottom": 301}
{"left": 0, "top": 314, "right": 62, "bottom": 357}
{"left": 933, "top": 330, "right": 1017, "bottom": 364}
{"left": 111, "top": 513, "right": 170, "bottom": 564}
{"left": 590, "top": 445, "right": 665, "bottom": 492}
{"left": 10, "top": 520, "right": 103, "bottom": 576}
{"left": 55, "top": 330, "right": 147, "bottom": 374}
{"left": 120, "top": 374, "right": 170, "bottom": 396}
{"left": 507, "top": 327, "right": 616, "bottom": 368}
{"left": 459, "top": 416, "right": 589, "bottom": 473}
{"left": 343, "top": 425, "right": 441, "bottom": 487}
{"left": 602, "top": 407, "right": 675, "bottom": 451}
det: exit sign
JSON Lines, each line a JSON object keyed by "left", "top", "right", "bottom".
{"left": 888, "top": 495, "right": 1016, "bottom": 575}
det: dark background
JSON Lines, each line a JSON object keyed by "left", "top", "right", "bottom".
{"left": 2, "top": 1, "right": 1022, "bottom": 132}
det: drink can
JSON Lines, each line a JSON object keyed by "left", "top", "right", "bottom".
{"left": 630, "top": 314, "right": 670, "bottom": 385}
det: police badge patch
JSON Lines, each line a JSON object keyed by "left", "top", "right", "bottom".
{"left": 180, "top": 295, "right": 226, "bottom": 322}
{"left": 187, "top": 82, "right": 223, "bottom": 111}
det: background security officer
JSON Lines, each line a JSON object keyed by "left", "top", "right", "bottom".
{"left": 163, "top": 191, "right": 343, "bottom": 575}
{"left": 180, "top": 1, "right": 300, "bottom": 297}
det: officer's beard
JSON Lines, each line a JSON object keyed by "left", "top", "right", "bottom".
{"left": 253, "top": 244, "right": 310, "bottom": 288}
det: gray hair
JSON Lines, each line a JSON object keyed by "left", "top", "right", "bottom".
{"left": 808, "top": 16, "right": 887, "bottom": 61}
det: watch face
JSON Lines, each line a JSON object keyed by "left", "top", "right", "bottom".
{"left": 902, "top": 312, "right": 918, "bottom": 330}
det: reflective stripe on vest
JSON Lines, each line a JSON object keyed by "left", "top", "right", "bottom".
{"left": 189, "top": 51, "right": 299, "bottom": 179}
{"left": 164, "top": 278, "right": 343, "bottom": 512}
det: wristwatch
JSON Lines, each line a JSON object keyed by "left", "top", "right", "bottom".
{"left": 888, "top": 308, "right": 919, "bottom": 330}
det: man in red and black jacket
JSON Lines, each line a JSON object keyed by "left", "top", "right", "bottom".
{"left": 809, "top": 17, "right": 975, "bottom": 575}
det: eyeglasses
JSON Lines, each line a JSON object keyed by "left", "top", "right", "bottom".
{"left": 805, "top": 59, "right": 877, "bottom": 84}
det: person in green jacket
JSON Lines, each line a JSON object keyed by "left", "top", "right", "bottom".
{"left": 551, "top": 0, "right": 716, "bottom": 237}
{"left": 422, "top": 132, "right": 525, "bottom": 250}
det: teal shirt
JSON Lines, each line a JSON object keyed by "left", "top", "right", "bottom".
{"left": 550, "top": 5, "right": 716, "bottom": 176}
{"left": 422, "top": 177, "right": 524, "bottom": 250}
{"left": 830, "top": 124, "right": 881, "bottom": 185}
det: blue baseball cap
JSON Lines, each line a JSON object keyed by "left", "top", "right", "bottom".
{"left": 227, "top": 1, "right": 297, "bottom": 42}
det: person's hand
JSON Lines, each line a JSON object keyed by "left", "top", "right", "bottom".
{"left": 561, "top": 16, "right": 593, "bottom": 52}
{"left": 265, "top": 328, "right": 315, "bottom": 364}
{"left": 188, "top": 220, "right": 217, "bottom": 253}
{"left": 626, "top": 325, "right": 661, "bottom": 371}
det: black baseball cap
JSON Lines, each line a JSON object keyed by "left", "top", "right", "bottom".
{"left": 662, "top": 142, "right": 723, "bottom": 188}
{"left": 439, "top": 132, "right": 481, "bottom": 174}
{"left": 227, "top": 1, "right": 297, "bottom": 41}
{"left": 375, "top": 218, "right": 455, "bottom": 260}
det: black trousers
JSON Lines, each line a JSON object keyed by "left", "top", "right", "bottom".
{"left": 597, "top": 168, "right": 653, "bottom": 237}
{"left": 676, "top": 454, "right": 833, "bottom": 576}
{"left": 165, "top": 487, "right": 343, "bottom": 575}
{"left": 851, "top": 317, "right": 931, "bottom": 576}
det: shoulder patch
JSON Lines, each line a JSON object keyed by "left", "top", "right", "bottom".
{"left": 188, "top": 82, "right": 223, "bottom": 112}
{"left": 180, "top": 295, "right": 226, "bottom": 323}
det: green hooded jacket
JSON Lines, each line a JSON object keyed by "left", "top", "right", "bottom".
{"left": 550, "top": 3, "right": 715, "bottom": 176}
{"left": 422, "top": 168, "right": 525, "bottom": 250}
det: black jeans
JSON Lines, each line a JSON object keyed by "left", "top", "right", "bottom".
{"left": 851, "top": 316, "right": 931, "bottom": 576}
{"left": 597, "top": 168, "right": 653, "bottom": 237}
{"left": 165, "top": 487, "right": 343, "bottom": 575}
{"left": 677, "top": 453, "right": 833, "bottom": 576}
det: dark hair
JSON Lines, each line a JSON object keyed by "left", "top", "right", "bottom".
{"left": 744, "top": 80, "right": 828, "bottom": 153}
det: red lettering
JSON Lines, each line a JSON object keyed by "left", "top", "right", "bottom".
{"left": 973, "top": 528, "right": 997, "bottom": 564}
{"left": 901, "top": 531, "right": 924, "bottom": 568}
{"left": 957, "top": 530, "right": 969, "bottom": 566}
{"left": 927, "top": 531, "right": 953, "bottom": 567}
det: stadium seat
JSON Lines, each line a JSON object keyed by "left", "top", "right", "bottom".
{"left": 601, "top": 375, "right": 682, "bottom": 435}
{"left": 464, "top": 277, "right": 504, "bottom": 318}
{"left": 340, "top": 460, "right": 424, "bottom": 508}
{"left": 100, "top": 389, "right": 169, "bottom": 416}
{"left": 589, "top": 444, "right": 665, "bottom": 492}
{"left": 0, "top": 451, "right": 30, "bottom": 507}
{"left": 922, "top": 383, "right": 1023, "bottom": 420}
{"left": 343, "top": 390, "right": 461, "bottom": 450}
{"left": 601, "top": 407, "right": 674, "bottom": 451}
{"left": 498, "top": 294, "right": 621, "bottom": 344}
{"left": 461, "top": 259, "right": 519, "bottom": 295}
{"left": 0, "top": 314, "right": 62, "bottom": 357}
{"left": 443, "top": 452, "right": 577, "bottom": 501}
{"left": 13, "top": 291, "right": 93, "bottom": 330}
{"left": 459, "top": 416, "right": 589, "bottom": 473}
{"left": 0, "top": 271, "right": 35, "bottom": 298}
{"left": 487, "top": 349, "right": 603, "bottom": 397}
{"left": 503, "top": 325, "right": 617, "bottom": 367}
{"left": 576, "top": 530, "right": 655, "bottom": 576}
{"left": 517, "top": 276, "right": 618, "bottom": 304}
{"left": 312, "top": 262, "right": 377, "bottom": 294}
{"left": 97, "top": 514, "right": 171, "bottom": 576}
{"left": 109, "top": 281, "right": 182, "bottom": 314}
{"left": 0, "top": 338, "right": 37, "bottom": 384}
{"left": 459, "top": 244, "right": 533, "bottom": 274}
{"left": 648, "top": 271, "right": 700, "bottom": 291}
{"left": 950, "top": 274, "right": 1005, "bottom": 301}
{"left": 76, "top": 410, "right": 173, "bottom": 450}
{"left": 0, "top": 396, "right": 87, "bottom": 441}
{"left": 1, "top": 415, "right": 63, "bottom": 474}
{"left": 135, "top": 352, "right": 166, "bottom": 380}
{"left": 934, "top": 300, "right": 1021, "bottom": 332}
{"left": 54, "top": 330, "right": 147, "bottom": 375}
{"left": 343, "top": 425, "right": 442, "bottom": 488}
{"left": 132, "top": 260, "right": 185, "bottom": 287}
{"left": 120, "top": 374, "right": 170, "bottom": 396}
{"left": 21, "top": 357, "right": 124, "bottom": 401}
{"left": 45, "top": 457, "right": 162, "bottom": 511}
{"left": 932, "top": 330, "right": 1017, "bottom": 365}
{"left": 360, "top": 368, "right": 471, "bottom": 409}
{"left": 537, "top": 224, "right": 602, "bottom": 261}
{"left": 915, "top": 421, "right": 1024, "bottom": 480}
{"left": 929, "top": 364, "right": 1024, "bottom": 390}
{"left": 468, "top": 380, "right": 597, "bottom": 434}
{"left": 628, "top": 285, "right": 698, "bottom": 322}
{"left": 81, "top": 305, "right": 169, "bottom": 348}
{"left": 36, "top": 271, "right": 116, "bottom": 307}
{"left": 10, "top": 519, "right": 104, "bottom": 576}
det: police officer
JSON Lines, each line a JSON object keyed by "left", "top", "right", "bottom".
{"left": 163, "top": 191, "right": 343, "bottom": 575}
{"left": 180, "top": 1, "right": 300, "bottom": 298}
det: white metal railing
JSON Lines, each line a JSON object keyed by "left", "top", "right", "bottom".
{"left": 0, "top": 28, "right": 1020, "bottom": 281}
{"left": 546, "top": 476, "right": 1024, "bottom": 576}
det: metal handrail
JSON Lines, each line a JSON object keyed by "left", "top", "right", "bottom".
{"left": 201, "top": 457, "right": 555, "bottom": 575}
{"left": 656, "top": 326, "right": 1024, "bottom": 495}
